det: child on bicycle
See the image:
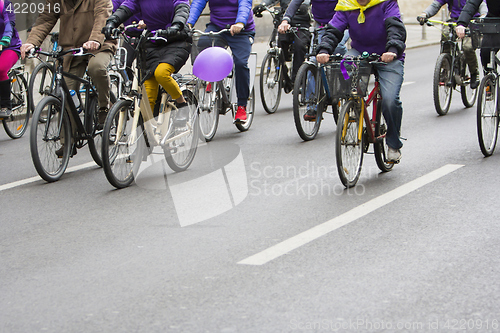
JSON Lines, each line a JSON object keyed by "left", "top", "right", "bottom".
{"left": 253, "top": 0, "right": 311, "bottom": 93}
{"left": 187, "top": 0, "right": 255, "bottom": 123}
{"left": 417, "top": 0, "right": 487, "bottom": 89}
{"left": 0, "top": 0, "right": 22, "bottom": 119}
{"left": 316, "top": 0, "right": 406, "bottom": 163}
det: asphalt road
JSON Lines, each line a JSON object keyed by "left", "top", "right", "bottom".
{"left": 1, "top": 44, "right": 500, "bottom": 332}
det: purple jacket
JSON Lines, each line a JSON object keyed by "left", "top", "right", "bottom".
{"left": 328, "top": 0, "right": 405, "bottom": 60}
{"left": 434, "top": 0, "right": 485, "bottom": 19}
{"left": 120, "top": 0, "right": 189, "bottom": 31}
{"left": 188, "top": 0, "right": 255, "bottom": 32}
{"left": 112, "top": 0, "right": 141, "bottom": 27}
{"left": 0, "top": 0, "right": 21, "bottom": 53}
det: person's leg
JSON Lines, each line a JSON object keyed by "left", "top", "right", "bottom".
{"left": 143, "top": 75, "right": 160, "bottom": 121}
{"left": 463, "top": 36, "right": 479, "bottom": 88}
{"left": 225, "top": 31, "right": 253, "bottom": 108}
{"left": 0, "top": 50, "right": 19, "bottom": 117}
{"left": 292, "top": 29, "right": 310, "bottom": 82}
{"left": 88, "top": 50, "right": 113, "bottom": 124}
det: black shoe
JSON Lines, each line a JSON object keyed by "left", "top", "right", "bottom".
{"left": 303, "top": 108, "right": 317, "bottom": 122}
{"left": 174, "top": 102, "right": 189, "bottom": 127}
{"left": 55, "top": 145, "right": 77, "bottom": 158}
{"left": 96, "top": 107, "right": 108, "bottom": 130}
{"left": 470, "top": 73, "right": 479, "bottom": 89}
{"left": 0, "top": 107, "right": 12, "bottom": 118}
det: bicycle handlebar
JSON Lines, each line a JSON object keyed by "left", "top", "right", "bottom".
{"left": 191, "top": 28, "right": 231, "bottom": 37}
{"left": 28, "top": 47, "right": 94, "bottom": 59}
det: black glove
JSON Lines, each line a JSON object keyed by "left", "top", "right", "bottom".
{"left": 417, "top": 15, "right": 428, "bottom": 26}
{"left": 253, "top": 4, "right": 265, "bottom": 17}
{"left": 102, "top": 22, "right": 117, "bottom": 40}
{"left": 165, "top": 22, "right": 182, "bottom": 38}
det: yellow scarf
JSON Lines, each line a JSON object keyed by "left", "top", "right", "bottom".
{"left": 335, "top": 0, "right": 389, "bottom": 24}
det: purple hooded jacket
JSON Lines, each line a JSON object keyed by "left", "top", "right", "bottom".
{"left": 120, "top": 0, "right": 189, "bottom": 31}
{"left": 188, "top": 0, "right": 255, "bottom": 32}
{"left": 0, "top": 0, "right": 21, "bottom": 53}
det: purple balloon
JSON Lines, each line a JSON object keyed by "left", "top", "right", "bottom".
{"left": 193, "top": 47, "right": 233, "bottom": 82}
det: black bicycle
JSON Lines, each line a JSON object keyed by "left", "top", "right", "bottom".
{"left": 29, "top": 47, "right": 104, "bottom": 182}
{"left": 1, "top": 64, "right": 29, "bottom": 139}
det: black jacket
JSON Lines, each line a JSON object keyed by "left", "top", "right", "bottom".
{"left": 261, "top": 0, "right": 311, "bottom": 27}
{"left": 458, "top": 0, "right": 500, "bottom": 27}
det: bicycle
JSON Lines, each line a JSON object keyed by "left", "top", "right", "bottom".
{"left": 425, "top": 19, "right": 478, "bottom": 115}
{"left": 258, "top": 5, "right": 308, "bottom": 114}
{"left": 1, "top": 64, "right": 30, "bottom": 139}
{"left": 469, "top": 18, "right": 500, "bottom": 156}
{"left": 101, "top": 25, "right": 199, "bottom": 189}
{"left": 28, "top": 47, "right": 104, "bottom": 182}
{"left": 293, "top": 26, "right": 340, "bottom": 141}
{"left": 192, "top": 28, "right": 256, "bottom": 142}
{"left": 331, "top": 53, "right": 394, "bottom": 188}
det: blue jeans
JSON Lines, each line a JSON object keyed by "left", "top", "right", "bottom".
{"left": 347, "top": 49, "right": 405, "bottom": 150}
{"left": 206, "top": 24, "right": 255, "bottom": 107}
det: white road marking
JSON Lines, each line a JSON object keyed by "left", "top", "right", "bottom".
{"left": 402, "top": 81, "right": 415, "bottom": 87}
{"left": 238, "top": 164, "right": 464, "bottom": 266}
{"left": 0, "top": 162, "right": 96, "bottom": 192}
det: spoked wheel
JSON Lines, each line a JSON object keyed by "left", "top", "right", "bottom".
{"left": 461, "top": 63, "right": 478, "bottom": 108}
{"left": 164, "top": 89, "right": 200, "bottom": 171}
{"left": 373, "top": 101, "right": 394, "bottom": 172}
{"left": 477, "top": 74, "right": 499, "bottom": 157}
{"left": 28, "top": 62, "right": 55, "bottom": 120}
{"left": 433, "top": 53, "right": 453, "bottom": 115}
{"left": 30, "top": 96, "right": 71, "bottom": 182}
{"left": 197, "top": 81, "right": 219, "bottom": 141}
{"left": 336, "top": 99, "right": 364, "bottom": 188}
{"left": 3, "top": 71, "right": 30, "bottom": 139}
{"left": 293, "top": 62, "right": 325, "bottom": 141}
{"left": 259, "top": 52, "right": 282, "bottom": 114}
{"left": 235, "top": 87, "right": 255, "bottom": 132}
{"left": 102, "top": 98, "right": 143, "bottom": 188}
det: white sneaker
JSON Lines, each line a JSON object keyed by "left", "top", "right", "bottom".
{"left": 387, "top": 147, "right": 401, "bottom": 163}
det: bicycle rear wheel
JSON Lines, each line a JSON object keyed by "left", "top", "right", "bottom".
{"left": 30, "top": 96, "right": 71, "bottom": 182}
{"left": 433, "top": 53, "right": 453, "bottom": 115}
{"left": 164, "top": 89, "right": 199, "bottom": 171}
{"left": 373, "top": 101, "right": 394, "bottom": 172}
{"left": 461, "top": 62, "right": 478, "bottom": 108}
{"left": 260, "top": 52, "right": 282, "bottom": 114}
{"left": 477, "top": 74, "right": 499, "bottom": 157}
{"left": 197, "top": 81, "right": 219, "bottom": 141}
{"left": 3, "top": 70, "right": 30, "bottom": 139}
{"left": 293, "top": 62, "right": 324, "bottom": 141}
{"left": 235, "top": 87, "right": 255, "bottom": 132}
{"left": 336, "top": 99, "right": 364, "bottom": 188}
{"left": 28, "top": 62, "right": 55, "bottom": 118}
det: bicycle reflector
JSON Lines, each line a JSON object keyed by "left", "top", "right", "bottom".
{"left": 193, "top": 46, "right": 233, "bottom": 82}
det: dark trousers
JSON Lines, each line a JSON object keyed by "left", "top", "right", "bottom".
{"left": 278, "top": 28, "right": 310, "bottom": 82}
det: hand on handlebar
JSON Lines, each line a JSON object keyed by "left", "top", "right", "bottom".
{"left": 380, "top": 52, "right": 396, "bottom": 63}
{"left": 316, "top": 53, "right": 330, "bottom": 64}
{"left": 230, "top": 23, "right": 244, "bottom": 36}
{"left": 456, "top": 25, "right": 466, "bottom": 39}
{"left": 102, "top": 22, "right": 117, "bottom": 40}
{"left": 252, "top": 4, "right": 265, "bottom": 17}
{"left": 20, "top": 43, "right": 35, "bottom": 59}
{"left": 278, "top": 20, "right": 291, "bottom": 34}
{"left": 83, "top": 40, "right": 100, "bottom": 51}
{"left": 417, "top": 14, "right": 428, "bottom": 26}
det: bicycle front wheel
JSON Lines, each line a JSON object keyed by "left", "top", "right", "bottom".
{"left": 477, "top": 74, "right": 499, "bottom": 157}
{"left": 336, "top": 99, "right": 364, "bottom": 188}
{"left": 28, "top": 62, "right": 55, "bottom": 119}
{"left": 461, "top": 62, "right": 478, "bottom": 108}
{"left": 235, "top": 87, "right": 255, "bottom": 132}
{"left": 3, "top": 71, "right": 30, "bottom": 139}
{"left": 259, "top": 52, "right": 282, "bottom": 114}
{"left": 164, "top": 89, "right": 199, "bottom": 172}
{"left": 433, "top": 53, "right": 453, "bottom": 115}
{"left": 30, "top": 96, "right": 71, "bottom": 182}
{"left": 373, "top": 100, "right": 394, "bottom": 172}
{"left": 86, "top": 95, "right": 103, "bottom": 166}
{"left": 197, "top": 81, "right": 219, "bottom": 142}
{"left": 293, "top": 62, "right": 323, "bottom": 141}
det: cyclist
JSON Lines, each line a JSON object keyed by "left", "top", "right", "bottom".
{"left": 316, "top": 0, "right": 406, "bottom": 163}
{"left": 456, "top": 0, "right": 500, "bottom": 75}
{"left": 253, "top": 0, "right": 311, "bottom": 93}
{"left": 21, "top": 0, "right": 117, "bottom": 135}
{"left": 0, "top": 0, "right": 22, "bottom": 119}
{"left": 103, "top": 0, "right": 191, "bottom": 125}
{"left": 417, "top": 0, "right": 487, "bottom": 89}
{"left": 187, "top": 0, "right": 255, "bottom": 123}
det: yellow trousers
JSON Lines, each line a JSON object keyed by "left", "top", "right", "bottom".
{"left": 143, "top": 63, "right": 182, "bottom": 112}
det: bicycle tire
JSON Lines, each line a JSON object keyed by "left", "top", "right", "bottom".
{"left": 373, "top": 100, "right": 394, "bottom": 172}
{"left": 293, "top": 62, "right": 324, "bottom": 141}
{"left": 87, "top": 95, "right": 103, "bottom": 167}
{"left": 102, "top": 98, "right": 141, "bottom": 188}
{"left": 433, "top": 53, "right": 453, "bottom": 115}
{"left": 477, "top": 74, "right": 499, "bottom": 157}
{"left": 164, "top": 89, "right": 200, "bottom": 171}
{"left": 28, "top": 62, "right": 55, "bottom": 119}
{"left": 30, "top": 96, "right": 71, "bottom": 182}
{"left": 235, "top": 87, "right": 255, "bottom": 132}
{"left": 336, "top": 99, "right": 364, "bottom": 188}
{"left": 197, "top": 81, "right": 219, "bottom": 141}
{"left": 259, "top": 52, "right": 282, "bottom": 114}
{"left": 3, "top": 70, "right": 30, "bottom": 139}
{"left": 460, "top": 62, "right": 478, "bottom": 108}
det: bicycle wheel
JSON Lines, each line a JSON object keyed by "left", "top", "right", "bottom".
{"left": 259, "top": 52, "right": 282, "bottom": 114}
{"left": 197, "top": 81, "right": 219, "bottom": 141}
{"left": 336, "top": 99, "right": 364, "bottom": 188}
{"left": 164, "top": 89, "right": 200, "bottom": 172}
{"left": 102, "top": 98, "right": 141, "bottom": 188}
{"left": 477, "top": 74, "right": 499, "bottom": 157}
{"left": 30, "top": 96, "right": 71, "bottom": 182}
{"left": 3, "top": 71, "right": 30, "bottom": 139}
{"left": 293, "top": 62, "right": 324, "bottom": 141}
{"left": 235, "top": 86, "right": 255, "bottom": 132}
{"left": 28, "top": 62, "right": 55, "bottom": 120}
{"left": 461, "top": 62, "right": 478, "bottom": 108}
{"left": 433, "top": 53, "right": 453, "bottom": 115}
{"left": 373, "top": 100, "right": 394, "bottom": 172}
{"left": 86, "top": 94, "right": 103, "bottom": 167}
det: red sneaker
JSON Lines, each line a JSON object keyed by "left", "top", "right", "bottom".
{"left": 235, "top": 106, "right": 247, "bottom": 122}
{"left": 206, "top": 82, "right": 212, "bottom": 93}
